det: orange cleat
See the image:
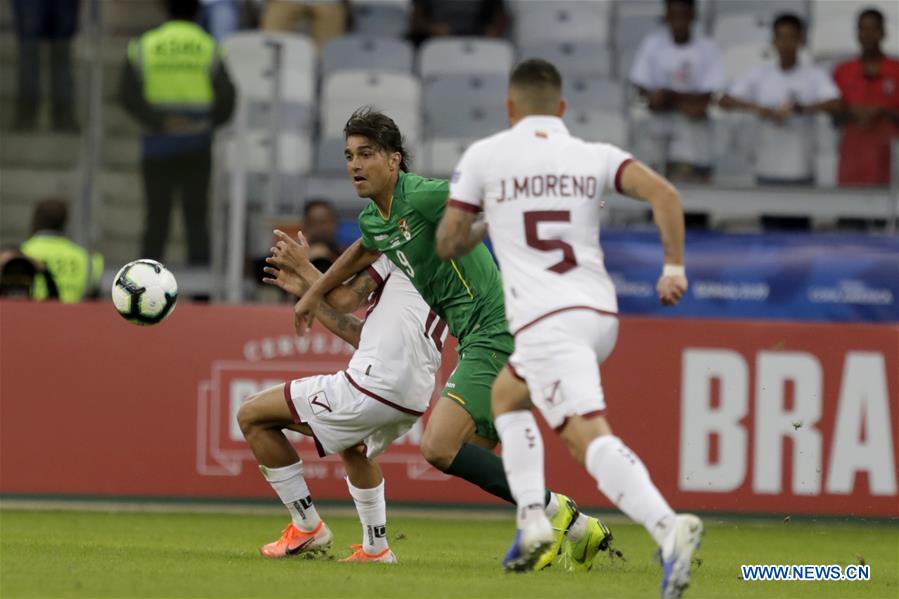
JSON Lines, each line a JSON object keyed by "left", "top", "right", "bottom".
{"left": 339, "top": 544, "right": 398, "bottom": 563}
{"left": 259, "top": 521, "right": 332, "bottom": 558}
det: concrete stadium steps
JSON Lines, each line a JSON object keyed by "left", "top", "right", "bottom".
{"left": 0, "top": 56, "right": 124, "bottom": 102}
{"left": 0, "top": 133, "right": 139, "bottom": 170}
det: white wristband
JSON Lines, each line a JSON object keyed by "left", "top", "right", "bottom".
{"left": 663, "top": 264, "right": 685, "bottom": 277}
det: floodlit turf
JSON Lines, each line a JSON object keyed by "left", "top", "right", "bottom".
{"left": 1, "top": 508, "right": 896, "bottom": 598}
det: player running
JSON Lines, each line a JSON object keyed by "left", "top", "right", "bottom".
{"left": 239, "top": 230, "right": 454, "bottom": 563}
{"left": 435, "top": 59, "right": 702, "bottom": 597}
{"left": 291, "top": 108, "right": 610, "bottom": 570}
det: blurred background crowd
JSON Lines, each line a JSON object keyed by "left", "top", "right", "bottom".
{"left": 0, "top": 0, "right": 897, "bottom": 302}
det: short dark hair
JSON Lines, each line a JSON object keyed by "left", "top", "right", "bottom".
{"left": 773, "top": 12, "right": 804, "bottom": 35}
{"left": 31, "top": 198, "right": 68, "bottom": 234}
{"left": 859, "top": 8, "right": 885, "bottom": 29}
{"left": 303, "top": 199, "right": 336, "bottom": 218}
{"left": 166, "top": 0, "right": 199, "bottom": 20}
{"left": 509, "top": 58, "right": 563, "bottom": 93}
{"left": 343, "top": 107, "right": 410, "bottom": 172}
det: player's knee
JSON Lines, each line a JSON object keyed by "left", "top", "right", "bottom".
{"left": 236, "top": 395, "right": 262, "bottom": 437}
{"left": 419, "top": 435, "right": 455, "bottom": 471}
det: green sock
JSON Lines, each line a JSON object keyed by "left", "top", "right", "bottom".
{"left": 444, "top": 443, "right": 551, "bottom": 506}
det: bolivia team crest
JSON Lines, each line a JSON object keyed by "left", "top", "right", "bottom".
{"left": 398, "top": 218, "right": 412, "bottom": 240}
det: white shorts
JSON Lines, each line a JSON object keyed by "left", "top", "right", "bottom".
{"left": 509, "top": 308, "right": 619, "bottom": 430}
{"left": 285, "top": 372, "right": 421, "bottom": 459}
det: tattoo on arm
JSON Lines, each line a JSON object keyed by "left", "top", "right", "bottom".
{"left": 350, "top": 272, "right": 379, "bottom": 306}
{"left": 317, "top": 301, "right": 363, "bottom": 346}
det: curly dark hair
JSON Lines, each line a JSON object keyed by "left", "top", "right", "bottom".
{"left": 343, "top": 107, "right": 410, "bottom": 172}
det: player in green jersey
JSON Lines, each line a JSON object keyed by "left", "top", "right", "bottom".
{"left": 291, "top": 108, "right": 611, "bottom": 570}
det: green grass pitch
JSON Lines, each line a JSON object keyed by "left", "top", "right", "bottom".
{"left": 1, "top": 508, "right": 896, "bottom": 598}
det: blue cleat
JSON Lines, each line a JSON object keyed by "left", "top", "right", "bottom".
{"left": 502, "top": 518, "right": 555, "bottom": 573}
{"left": 659, "top": 514, "right": 704, "bottom": 599}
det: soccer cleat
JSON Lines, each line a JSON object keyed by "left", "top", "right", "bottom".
{"left": 534, "top": 493, "right": 578, "bottom": 571}
{"left": 259, "top": 521, "right": 332, "bottom": 558}
{"left": 502, "top": 516, "right": 555, "bottom": 573}
{"left": 558, "top": 516, "right": 613, "bottom": 572}
{"left": 339, "top": 544, "right": 398, "bottom": 563}
{"left": 659, "top": 514, "right": 704, "bottom": 599}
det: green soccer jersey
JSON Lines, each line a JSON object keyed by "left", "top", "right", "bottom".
{"left": 358, "top": 171, "right": 509, "bottom": 350}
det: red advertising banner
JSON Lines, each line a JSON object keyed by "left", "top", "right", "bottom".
{"left": 1, "top": 301, "right": 896, "bottom": 516}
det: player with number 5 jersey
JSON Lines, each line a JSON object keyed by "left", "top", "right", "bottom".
{"left": 436, "top": 59, "right": 702, "bottom": 596}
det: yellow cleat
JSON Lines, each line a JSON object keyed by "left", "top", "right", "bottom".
{"left": 559, "top": 516, "right": 613, "bottom": 572}
{"left": 534, "top": 493, "right": 579, "bottom": 571}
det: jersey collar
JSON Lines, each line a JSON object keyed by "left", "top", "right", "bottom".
{"left": 513, "top": 115, "right": 569, "bottom": 137}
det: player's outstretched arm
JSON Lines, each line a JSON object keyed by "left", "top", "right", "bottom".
{"left": 294, "top": 239, "right": 381, "bottom": 335}
{"left": 436, "top": 206, "right": 488, "bottom": 259}
{"left": 618, "top": 160, "right": 688, "bottom": 306}
{"left": 267, "top": 230, "right": 378, "bottom": 313}
{"left": 262, "top": 266, "right": 363, "bottom": 347}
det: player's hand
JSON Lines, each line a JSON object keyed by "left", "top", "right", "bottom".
{"left": 293, "top": 290, "right": 321, "bottom": 335}
{"left": 657, "top": 273, "right": 688, "bottom": 306}
{"left": 267, "top": 229, "right": 311, "bottom": 273}
{"left": 261, "top": 265, "right": 307, "bottom": 298}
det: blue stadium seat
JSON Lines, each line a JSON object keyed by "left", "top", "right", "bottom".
{"left": 514, "top": 1, "right": 612, "bottom": 46}
{"left": 352, "top": 1, "right": 409, "bottom": 38}
{"left": 418, "top": 37, "right": 515, "bottom": 79}
{"left": 423, "top": 74, "right": 507, "bottom": 138}
{"left": 321, "top": 35, "right": 414, "bottom": 76}
{"left": 520, "top": 41, "right": 612, "bottom": 80}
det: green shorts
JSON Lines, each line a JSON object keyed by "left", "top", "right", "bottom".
{"left": 440, "top": 333, "right": 514, "bottom": 442}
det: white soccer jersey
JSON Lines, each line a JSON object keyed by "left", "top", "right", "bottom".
{"left": 344, "top": 255, "right": 446, "bottom": 415}
{"left": 729, "top": 61, "right": 840, "bottom": 180}
{"left": 629, "top": 27, "right": 726, "bottom": 94}
{"left": 449, "top": 115, "right": 632, "bottom": 333}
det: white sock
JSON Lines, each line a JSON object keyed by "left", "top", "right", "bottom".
{"left": 495, "top": 410, "right": 546, "bottom": 529}
{"left": 346, "top": 477, "right": 388, "bottom": 555}
{"left": 565, "top": 512, "right": 590, "bottom": 542}
{"left": 586, "top": 435, "right": 675, "bottom": 547}
{"left": 544, "top": 492, "right": 560, "bottom": 518}
{"left": 260, "top": 461, "right": 322, "bottom": 532}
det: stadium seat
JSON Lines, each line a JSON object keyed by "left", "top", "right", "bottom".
{"left": 713, "top": 13, "right": 772, "bottom": 50}
{"left": 422, "top": 74, "right": 507, "bottom": 138}
{"left": 711, "top": 110, "right": 756, "bottom": 186}
{"left": 222, "top": 32, "right": 316, "bottom": 125}
{"left": 321, "top": 70, "right": 422, "bottom": 145}
{"left": 301, "top": 175, "right": 364, "bottom": 214}
{"left": 421, "top": 138, "right": 472, "bottom": 178}
{"left": 712, "top": 0, "right": 810, "bottom": 19}
{"left": 564, "top": 110, "right": 628, "bottom": 146}
{"left": 351, "top": 0, "right": 410, "bottom": 38}
{"left": 321, "top": 35, "right": 414, "bottom": 76}
{"left": 223, "top": 130, "right": 312, "bottom": 176}
{"left": 515, "top": 2, "right": 612, "bottom": 47}
{"left": 518, "top": 41, "right": 612, "bottom": 79}
{"left": 564, "top": 77, "right": 625, "bottom": 113}
{"left": 315, "top": 137, "right": 347, "bottom": 175}
{"left": 810, "top": 0, "right": 899, "bottom": 58}
{"left": 418, "top": 37, "right": 515, "bottom": 79}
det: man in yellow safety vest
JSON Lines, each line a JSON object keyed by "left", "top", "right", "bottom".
{"left": 119, "top": 0, "right": 236, "bottom": 266}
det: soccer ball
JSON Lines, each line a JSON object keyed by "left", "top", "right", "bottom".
{"left": 111, "top": 259, "right": 178, "bottom": 326}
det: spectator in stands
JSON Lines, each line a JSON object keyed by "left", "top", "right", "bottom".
{"left": 261, "top": 0, "right": 349, "bottom": 47}
{"left": 629, "top": 0, "right": 725, "bottom": 182}
{"left": 409, "top": 0, "right": 510, "bottom": 46}
{"left": 720, "top": 13, "right": 841, "bottom": 187}
{"left": 200, "top": 0, "right": 241, "bottom": 42}
{"left": 11, "top": 0, "right": 80, "bottom": 131}
{"left": 0, "top": 248, "right": 58, "bottom": 300}
{"left": 834, "top": 8, "right": 899, "bottom": 187}
{"left": 20, "top": 198, "right": 102, "bottom": 303}
{"left": 302, "top": 199, "right": 342, "bottom": 272}
{"left": 119, "top": 0, "right": 236, "bottom": 267}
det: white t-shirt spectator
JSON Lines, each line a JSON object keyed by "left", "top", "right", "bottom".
{"left": 728, "top": 61, "right": 840, "bottom": 181}
{"left": 629, "top": 27, "right": 725, "bottom": 167}
{"left": 630, "top": 27, "right": 726, "bottom": 94}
